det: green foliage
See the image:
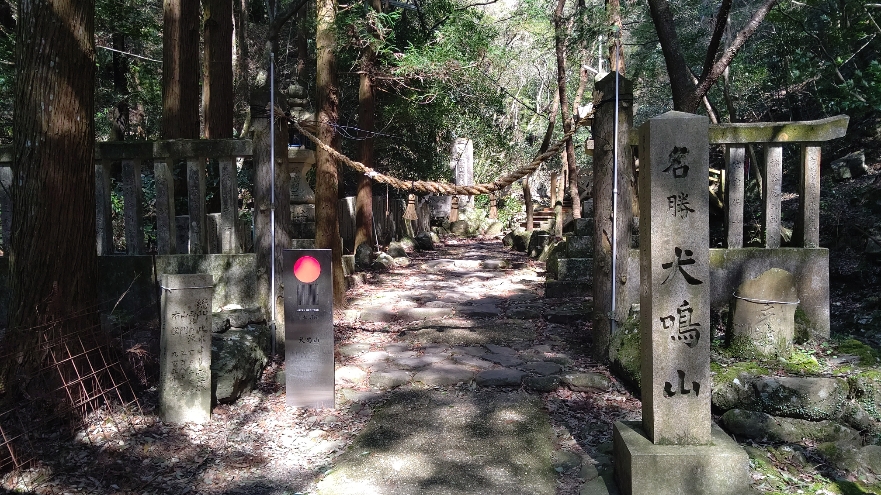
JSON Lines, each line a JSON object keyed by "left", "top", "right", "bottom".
{"left": 473, "top": 193, "right": 523, "bottom": 229}
{"left": 94, "top": 0, "right": 163, "bottom": 140}
{"left": 627, "top": 0, "right": 880, "bottom": 123}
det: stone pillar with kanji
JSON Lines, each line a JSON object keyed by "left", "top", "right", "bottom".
{"left": 612, "top": 111, "right": 748, "bottom": 495}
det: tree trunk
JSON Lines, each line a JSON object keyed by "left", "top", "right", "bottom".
{"left": 5, "top": 0, "right": 98, "bottom": 396}
{"left": 554, "top": 0, "right": 581, "bottom": 219}
{"left": 315, "top": 0, "right": 346, "bottom": 307}
{"left": 233, "top": 0, "right": 250, "bottom": 136}
{"left": 646, "top": 0, "right": 698, "bottom": 112}
{"left": 648, "top": 0, "right": 778, "bottom": 113}
{"left": 253, "top": 116, "right": 290, "bottom": 352}
{"left": 162, "top": 0, "right": 201, "bottom": 138}
{"left": 523, "top": 178, "right": 533, "bottom": 232}
{"left": 354, "top": 0, "right": 382, "bottom": 252}
{"left": 203, "top": 0, "right": 234, "bottom": 139}
{"left": 607, "top": 0, "right": 626, "bottom": 75}
{"left": 590, "top": 73, "right": 634, "bottom": 362}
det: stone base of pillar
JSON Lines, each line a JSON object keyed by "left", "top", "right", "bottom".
{"left": 612, "top": 421, "right": 750, "bottom": 495}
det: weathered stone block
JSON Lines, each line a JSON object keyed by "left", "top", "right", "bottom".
{"left": 557, "top": 258, "right": 592, "bottom": 281}
{"left": 613, "top": 421, "right": 749, "bottom": 495}
{"left": 721, "top": 409, "right": 860, "bottom": 444}
{"left": 528, "top": 231, "right": 550, "bottom": 258}
{"left": 567, "top": 235, "right": 593, "bottom": 257}
{"left": 573, "top": 217, "right": 593, "bottom": 237}
{"left": 752, "top": 376, "right": 849, "bottom": 421}
{"left": 212, "top": 324, "right": 270, "bottom": 404}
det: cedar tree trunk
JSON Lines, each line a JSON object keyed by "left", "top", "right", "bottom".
{"left": 5, "top": 0, "right": 98, "bottom": 395}
{"left": 354, "top": 0, "right": 383, "bottom": 252}
{"left": 203, "top": 0, "right": 234, "bottom": 139}
{"left": 315, "top": 0, "right": 346, "bottom": 306}
{"left": 162, "top": 0, "right": 201, "bottom": 138}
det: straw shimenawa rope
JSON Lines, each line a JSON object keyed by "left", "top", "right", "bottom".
{"left": 292, "top": 112, "right": 594, "bottom": 196}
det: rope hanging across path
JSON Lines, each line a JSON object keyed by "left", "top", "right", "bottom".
{"left": 292, "top": 113, "right": 594, "bottom": 196}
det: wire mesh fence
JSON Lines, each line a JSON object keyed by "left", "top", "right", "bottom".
{"left": 0, "top": 291, "right": 160, "bottom": 477}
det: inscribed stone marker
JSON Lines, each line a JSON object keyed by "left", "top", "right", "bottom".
{"left": 159, "top": 273, "right": 214, "bottom": 424}
{"left": 450, "top": 137, "right": 473, "bottom": 207}
{"left": 638, "top": 111, "right": 710, "bottom": 445}
{"left": 284, "top": 249, "right": 335, "bottom": 409}
{"left": 731, "top": 268, "right": 799, "bottom": 357}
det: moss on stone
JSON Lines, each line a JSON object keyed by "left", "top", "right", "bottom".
{"left": 794, "top": 307, "right": 813, "bottom": 344}
{"left": 724, "top": 334, "right": 762, "bottom": 360}
{"left": 781, "top": 348, "right": 822, "bottom": 375}
{"left": 711, "top": 361, "right": 769, "bottom": 385}
{"left": 837, "top": 339, "right": 880, "bottom": 366}
{"left": 609, "top": 317, "right": 641, "bottom": 389}
{"left": 847, "top": 371, "right": 881, "bottom": 422}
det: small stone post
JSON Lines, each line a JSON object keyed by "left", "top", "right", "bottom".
{"left": 725, "top": 145, "right": 746, "bottom": 248}
{"left": 94, "top": 161, "right": 114, "bottom": 255}
{"left": 159, "top": 273, "right": 214, "bottom": 424}
{"left": 404, "top": 193, "right": 418, "bottom": 237}
{"left": 450, "top": 137, "right": 473, "bottom": 208}
{"left": 187, "top": 157, "right": 208, "bottom": 254}
{"left": 488, "top": 192, "right": 498, "bottom": 220}
{"left": 763, "top": 144, "right": 783, "bottom": 248}
{"left": 154, "top": 159, "right": 178, "bottom": 254}
{"left": 122, "top": 159, "right": 144, "bottom": 254}
{"left": 0, "top": 165, "right": 10, "bottom": 253}
{"left": 798, "top": 145, "right": 822, "bottom": 247}
{"left": 613, "top": 111, "right": 748, "bottom": 495}
{"left": 449, "top": 196, "right": 459, "bottom": 223}
{"left": 219, "top": 157, "right": 239, "bottom": 253}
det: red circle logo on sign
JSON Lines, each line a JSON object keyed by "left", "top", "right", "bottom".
{"left": 294, "top": 256, "right": 321, "bottom": 283}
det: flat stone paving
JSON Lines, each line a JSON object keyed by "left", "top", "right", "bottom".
{"left": 315, "top": 238, "right": 627, "bottom": 495}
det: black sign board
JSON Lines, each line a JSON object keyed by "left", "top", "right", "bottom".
{"left": 283, "top": 249, "right": 334, "bottom": 408}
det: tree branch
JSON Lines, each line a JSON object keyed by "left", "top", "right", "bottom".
{"left": 269, "top": 0, "right": 309, "bottom": 41}
{"left": 694, "top": 0, "right": 779, "bottom": 102}
{"left": 699, "top": 0, "right": 732, "bottom": 84}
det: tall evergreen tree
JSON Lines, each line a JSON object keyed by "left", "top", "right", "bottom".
{"left": 4, "top": 0, "right": 98, "bottom": 395}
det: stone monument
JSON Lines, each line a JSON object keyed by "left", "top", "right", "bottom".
{"left": 289, "top": 147, "right": 316, "bottom": 240}
{"left": 613, "top": 111, "right": 748, "bottom": 494}
{"left": 159, "top": 273, "right": 214, "bottom": 424}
